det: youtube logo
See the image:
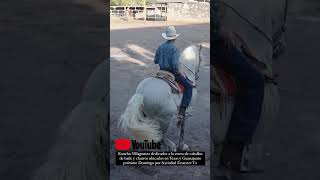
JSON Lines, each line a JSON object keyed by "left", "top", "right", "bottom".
{"left": 114, "top": 138, "right": 131, "bottom": 151}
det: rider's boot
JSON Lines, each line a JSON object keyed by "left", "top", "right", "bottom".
{"left": 217, "top": 142, "right": 240, "bottom": 180}
{"left": 177, "top": 106, "right": 186, "bottom": 128}
{"left": 220, "top": 141, "right": 244, "bottom": 173}
{"left": 220, "top": 142, "right": 258, "bottom": 180}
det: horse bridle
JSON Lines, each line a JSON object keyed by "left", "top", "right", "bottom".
{"left": 195, "top": 43, "right": 203, "bottom": 80}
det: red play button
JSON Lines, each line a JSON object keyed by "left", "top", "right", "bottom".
{"left": 114, "top": 138, "right": 131, "bottom": 151}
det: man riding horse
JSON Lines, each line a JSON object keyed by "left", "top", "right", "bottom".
{"left": 154, "top": 26, "right": 193, "bottom": 122}
{"left": 118, "top": 26, "right": 201, "bottom": 151}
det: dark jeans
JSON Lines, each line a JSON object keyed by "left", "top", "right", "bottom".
{"left": 175, "top": 73, "right": 193, "bottom": 108}
{"left": 162, "top": 68, "right": 193, "bottom": 108}
{"left": 215, "top": 47, "right": 265, "bottom": 144}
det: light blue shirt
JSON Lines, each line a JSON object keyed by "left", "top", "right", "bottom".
{"left": 154, "top": 41, "right": 180, "bottom": 73}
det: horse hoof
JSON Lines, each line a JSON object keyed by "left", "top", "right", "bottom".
{"left": 181, "top": 144, "right": 189, "bottom": 151}
{"left": 170, "top": 144, "right": 177, "bottom": 152}
{"left": 162, "top": 139, "right": 177, "bottom": 151}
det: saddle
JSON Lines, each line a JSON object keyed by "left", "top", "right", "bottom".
{"left": 211, "top": 64, "right": 238, "bottom": 98}
{"left": 212, "top": 32, "right": 270, "bottom": 99}
{"left": 155, "top": 70, "right": 185, "bottom": 94}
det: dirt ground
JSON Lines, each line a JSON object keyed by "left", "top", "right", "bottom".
{"left": 110, "top": 22, "right": 210, "bottom": 179}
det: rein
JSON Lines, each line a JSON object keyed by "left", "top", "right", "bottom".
{"left": 195, "top": 44, "right": 203, "bottom": 80}
{"left": 220, "top": 1, "right": 273, "bottom": 44}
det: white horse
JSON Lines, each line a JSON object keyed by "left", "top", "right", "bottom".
{"left": 118, "top": 44, "right": 203, "bottom": 151}
{"left": 211, "top": 0, "right": 287, "bottom": 175}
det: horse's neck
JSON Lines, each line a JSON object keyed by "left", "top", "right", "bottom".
{"left": 178, "top": 46, "right": 199, "bottom": 83}
{"left": 179, "top": 61, "right": 196, "bottom": 82}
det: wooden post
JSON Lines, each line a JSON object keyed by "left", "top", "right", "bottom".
{"left": 144, "top": 0, "right": 146, "bottom": 21}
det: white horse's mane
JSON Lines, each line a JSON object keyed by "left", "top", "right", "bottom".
{"left": 179, "top": 45, "right": 200, "bottom": 82}
{"left": 180, "top": 45, "right": 199, "bottom": 65}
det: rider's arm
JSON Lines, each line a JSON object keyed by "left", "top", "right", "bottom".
{"left": 154, "top": 48, "right": 160, "bottom": 64}
{"left": 172, "top": 48, "right": 180, "bottom": 72}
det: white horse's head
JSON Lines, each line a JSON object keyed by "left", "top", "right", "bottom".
{"left": 179, "top": 44, "right": 203, "bottom": 83}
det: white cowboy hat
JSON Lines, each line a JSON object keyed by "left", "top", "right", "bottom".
{"left": 162, "top": 26, "right": 180, "bottom": 40}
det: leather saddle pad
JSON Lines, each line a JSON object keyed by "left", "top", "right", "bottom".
{"left": 155, "top": 70, "right": 184, "bottom": 94}
{"left": 212, "top": 64, "right": 238, "bottom": 96}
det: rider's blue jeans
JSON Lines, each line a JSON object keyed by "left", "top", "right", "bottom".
{"left": 161, "top": 68, "right": 193, "bottom": 108}
{"left": 174, "top": 73, "right": 193, "bottom": 108}
{"left": 214, "top": 47, "right": 265, "bottom": 144}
